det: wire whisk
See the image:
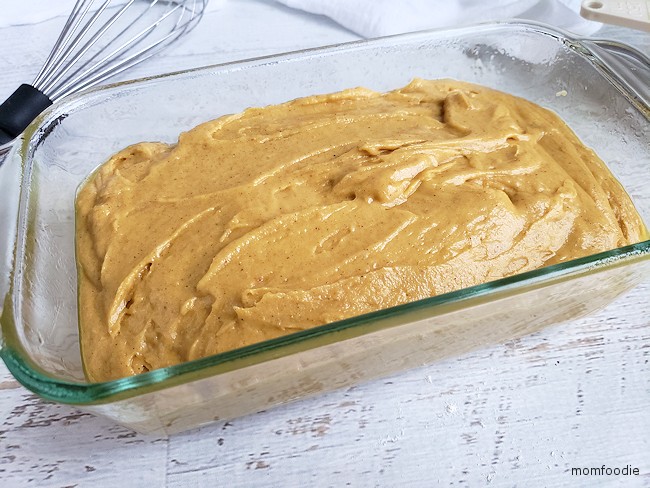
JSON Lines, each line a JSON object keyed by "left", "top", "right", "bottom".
{"left": 0, "top": 0, "right": 207, "bottom": 147}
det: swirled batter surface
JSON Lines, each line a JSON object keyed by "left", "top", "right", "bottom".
{"left": 76, "top": 79, "right": 646, "bottom": 381}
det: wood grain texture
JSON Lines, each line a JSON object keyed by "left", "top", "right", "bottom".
{"left": 1, "top": 284, "right": 648, "bottom": 487}
{"left": 0, "top": 1, "right": 649, "bottom": 487}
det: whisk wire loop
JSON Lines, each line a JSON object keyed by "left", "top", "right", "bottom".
{"left": 34, "top": 0, "right": 103, "bottom": 89}
{"left": 44, "top": 0, "right": 145, "bottom": 98}
{"left": 50, "top": 2, "right": 197, "bottom": 99}
{"left": 36, "top": 0, "right": 207, "bottom": 101}
{"left": 38, "top": 0, "right": 118, "bottom": 94}
{"left": 32, "top": 0, "right": 85, "bottom": 85}
{"left": 0, "top": 0, "right": 206, "bottom": 147}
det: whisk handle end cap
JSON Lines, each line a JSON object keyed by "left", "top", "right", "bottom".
{"left": 0, "top": 84, "right": 52, "bottom": 145}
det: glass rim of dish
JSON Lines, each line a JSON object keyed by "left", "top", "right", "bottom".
{"left": 1, "top": 20, "right": 649, "bottom": 405}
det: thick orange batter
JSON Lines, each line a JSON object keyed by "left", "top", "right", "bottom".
{"left": 76, "top": 79, "right": 646, "bottom": 381}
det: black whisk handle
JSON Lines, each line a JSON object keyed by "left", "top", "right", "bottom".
{"left": 0, "top": 84, "right": 52, "bottom": 145}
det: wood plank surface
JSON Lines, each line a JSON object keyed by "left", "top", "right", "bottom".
{"left": 0, "top": 1, "right": 648, "bottom": 486}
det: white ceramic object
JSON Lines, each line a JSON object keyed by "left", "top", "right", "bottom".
{"left": 581, "top": 0, "right": 650, "bottom": 31}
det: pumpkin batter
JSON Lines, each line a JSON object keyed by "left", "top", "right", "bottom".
{"left": 76, "top": 79, "right": 646, "bottom": 381}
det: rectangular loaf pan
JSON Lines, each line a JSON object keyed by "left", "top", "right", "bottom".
{"left": 1, "top": 21, "right": 648, "bottom": 435}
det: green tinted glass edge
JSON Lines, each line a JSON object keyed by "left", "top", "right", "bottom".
{"left": 2, "top": 242, "right": 649, "bottom": 405}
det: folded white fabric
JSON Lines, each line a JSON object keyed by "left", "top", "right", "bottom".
{"left": 275, "top": 0, "right": 602, "bottom": 37}
{"left": 3, "top": 0, "right": 600, "bottom": 37}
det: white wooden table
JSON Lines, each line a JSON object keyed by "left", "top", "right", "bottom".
{"left": 1, "top": 1, "right": 649, "bottom": 486}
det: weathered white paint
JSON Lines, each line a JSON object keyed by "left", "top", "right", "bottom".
{"left": 1, "top": 1, "right": 649, "bottom": 486}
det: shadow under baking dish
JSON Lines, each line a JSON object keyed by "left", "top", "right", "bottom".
{"left": 1, "top": 21, "right": 649, "bottom": 435}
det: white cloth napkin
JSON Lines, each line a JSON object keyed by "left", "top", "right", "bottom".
{"left": 2, "top": 0, "right": 600, "bottom": 36}
{"left": 0, "top": 0, "right": 225, "bottom": 29}
{"left": 275, "top": 0, "right": 602, "bottom": 37}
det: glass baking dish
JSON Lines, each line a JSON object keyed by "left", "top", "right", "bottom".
{"left": 1, "top": 21, "right": 648, "bottom": 435}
